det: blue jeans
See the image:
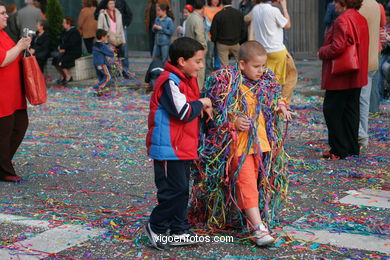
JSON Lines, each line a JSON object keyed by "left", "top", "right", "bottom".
{"left": 370, "top": 54, "right": 390, "bottom": 113}
{"left": 206, "top": 40, "right": 215, "bottom": 76}
{"left": 359, "top": 71, "right": 375, "bottom": 144}
{"left": 122, "top": 27, "right": 129, "bottom": 69}
{"left": 152, "top": 44, "right": 169, "bottom": 64}
{"left": 93, "top": 65, "right": 112, "bottom": 91}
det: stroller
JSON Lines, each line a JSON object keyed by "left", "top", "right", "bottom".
{"left": 145, "top": 59, "right": 164, "bottom": 92}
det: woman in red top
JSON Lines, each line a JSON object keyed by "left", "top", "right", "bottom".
{"left": 0, "top": 1, "right": 31, "bottom": 182}
{"left": 318, "top": 0, "right": 369, "bottom": 160}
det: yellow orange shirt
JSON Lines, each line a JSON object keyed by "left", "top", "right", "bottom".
{"left": 234, "top": 84, "right": 271, "bottom": 157}
{"left": 204, "top": 6, "right": 223, "bottom": 39}
{"left": 204, "top": 5, "right": 223, "bottom": 22}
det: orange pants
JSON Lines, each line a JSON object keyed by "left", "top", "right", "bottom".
{"left": 235, "top": 155, "right": 260, "bottom": 210}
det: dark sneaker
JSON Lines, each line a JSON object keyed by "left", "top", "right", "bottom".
{"left": 144, "top": 223, "right": 170, "bottom": 250}
{"left": 63, "top": 77, "right": 73, "bottom": 84}
{"left": 56, "top": 78, "right": 65, "bottom": 84}
{"left": 322, "top": 150, "right": 331, "bottom": 158}
{"left": 322, "top": 151, "right": 341, "bottom": 160}
{"left": 1, "top": 175, "right": 22, "bottom": 182}
{"left": 170, "top": 230, "right": 199, "bottom": 246}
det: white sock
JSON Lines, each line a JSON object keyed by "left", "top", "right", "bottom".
{"left": 254, "top": 224, "right": 267, "bottom": 232}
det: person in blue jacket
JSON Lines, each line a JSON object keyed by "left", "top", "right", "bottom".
{"left": 152, "top": 3, "right": 174, "bottom": 63}
{"left": 324, "top": 2, "right": 339, "bottom": 30}
{"left": 92, "top": 29, "right": 114, "bottom": 96}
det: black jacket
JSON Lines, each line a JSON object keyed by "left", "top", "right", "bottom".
{"left": 239, "top": 1, "right": 255, "bottom": 16}
{"left": 4, "top": 13, "right": 19, "bottom": 43}
{"left": 94, "top": 0, "right": 133, "bottom": 27}
{"left": 32, "top": 31, "right": 50, "bottom": 61}
{"left": 59, "top": 27, "right": 82, "bottom": 61}
{"left": 210, "top": 6, "right": 247, "bottom": 45}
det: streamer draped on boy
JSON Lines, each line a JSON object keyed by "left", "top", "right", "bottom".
{"left": 189, "top": 65, "right": 289, "bottom": 231}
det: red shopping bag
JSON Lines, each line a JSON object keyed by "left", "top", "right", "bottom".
{"left": 22, "top": 50, "right": 47, "bottom": 105}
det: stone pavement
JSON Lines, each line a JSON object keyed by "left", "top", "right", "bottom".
{"left": 0, "top": 52, "right": 389, "bottom": 259}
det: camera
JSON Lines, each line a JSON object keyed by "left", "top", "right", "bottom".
{"left": 23, "top": 28, "right": 36, "bottom": 38}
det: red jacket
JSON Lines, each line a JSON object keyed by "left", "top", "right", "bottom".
{"left": 319, "top": 9, "right": 369, "bottom": 90}
{"left": 146, "top": 62, "right": 202, "bottom": 160}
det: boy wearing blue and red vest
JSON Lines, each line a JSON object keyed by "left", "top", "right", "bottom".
{"left": 145, "top": 37, "right": 212, "bottom": 250}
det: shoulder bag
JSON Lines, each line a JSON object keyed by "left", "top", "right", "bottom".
{"left": 331, "top": 17, "right": 359, "bottom": 75}
{"left": 104, "top": 14, "right": 124, "bottom": 47}
{"left": 22, "top": 50, "right": 47, "bottom": 105}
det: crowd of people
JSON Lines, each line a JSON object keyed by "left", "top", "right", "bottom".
{"left": 0, "top": 0, "right": 389, "bottom": 252}
{"left": 1, "top": 0, "right": 133, "bottom": 90}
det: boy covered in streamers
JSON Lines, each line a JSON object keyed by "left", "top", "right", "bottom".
{"left": 145, "top": 37, "right": 213, "bottom": 250}
{"left": 92, "top": 29, "right": 114, "bottom": 96}
{"left": 190, "top": 41, "right": 290, "bottom": 246}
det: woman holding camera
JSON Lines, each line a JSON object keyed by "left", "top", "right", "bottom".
{"left": 0, "top": 1, "right": 31, "bottom": 182}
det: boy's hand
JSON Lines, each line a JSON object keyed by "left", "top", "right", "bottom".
{"left": 199, "top": 98, "right": 213, "bottom": 120}
{"left": 202, "top": 107, "right": 213, "bottom": 121}
{"left": 199, "top": 97, "right": 212, "bottom": 108}
{"left": 278, "top": 105, "right": 292, "bottom": 121}
{"left": 235, "top": 117, "right": 251, "bottom": 132}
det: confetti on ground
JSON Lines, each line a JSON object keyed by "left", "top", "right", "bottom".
{"left": 0, "top": 60, "right": 389, "bottom": 259}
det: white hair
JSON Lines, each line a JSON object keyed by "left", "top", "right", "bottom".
{"left": 25, "top": 0, "right": 34, "bottom": 4}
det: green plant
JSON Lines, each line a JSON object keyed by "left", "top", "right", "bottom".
{"left": 45, "top": 0, "right": 64, "bottom": 50}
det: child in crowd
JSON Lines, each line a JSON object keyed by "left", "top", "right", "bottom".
{"left": 92, "top": 29, "right": 114, "bottom": 96}
{"left": 145, "top": 37, "right": 212, "bottom": 250}
{"left": 152, "top": 3, "right": 174, "bottom": 63}
{"left": 190, "top": 41, "right": 291, "bottom": 246}
{"left": 144, "top": 59, "right": 164, "bottom": 92}
{"left": 176, "top": 4, "right": 193, "bottom": 37}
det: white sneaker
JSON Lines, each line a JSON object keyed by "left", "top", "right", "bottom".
{"left": 253, "top": 229, "right": 275, "bottom": 246}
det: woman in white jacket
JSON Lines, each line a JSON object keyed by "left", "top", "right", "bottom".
{"left": 97, "top": 0, "right": 127, "bottom": 71}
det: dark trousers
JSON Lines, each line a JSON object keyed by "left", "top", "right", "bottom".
{"left": 149, "top": 160, "right": 191, "bottom": 234}
{"left": 83, "top": 37, "right": 94, "bottom": 54}
{"left": 148, "top": 30, "right": 155, "bottom": 56}
{"left": 0, "top": 109, "right": 28, "bottom": 177}
{"left": 37, "top": 58, "right": 47, "bottom": 73}
{"left": 323, "top": 88, "right": 361, "bottom": 158}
